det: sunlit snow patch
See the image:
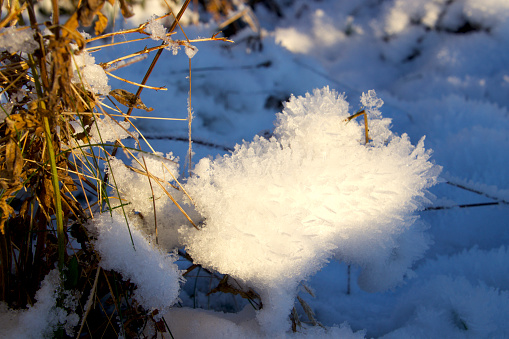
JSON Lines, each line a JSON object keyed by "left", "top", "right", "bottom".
{"left": 181, "top": 86, "right": 441, "bottom": 334}
{"left": 90, "top": 212, "right": 184, "bottom": 316}
{"left": 71, "top": 48, "right": 111, "bottom": 95}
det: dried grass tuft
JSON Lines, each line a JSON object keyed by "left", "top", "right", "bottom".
{"left": 0, "top": 0, "right": 232, "bottom": 335}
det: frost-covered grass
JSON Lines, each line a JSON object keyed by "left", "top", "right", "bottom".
{"left": 1, "top": 0, "right": 509, "bottom": 337}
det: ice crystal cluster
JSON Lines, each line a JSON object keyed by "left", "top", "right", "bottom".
{"left": 181, "top": 87, "right": 441, "bottom": 332}
{"left": 0, "top": 26, "right": 38, "bottom": 54}
{"left": 145, "top": 16, "right": 198, "bottom": 57}
{"left": 87, "top": 151, "right": 189, "bottom": 314}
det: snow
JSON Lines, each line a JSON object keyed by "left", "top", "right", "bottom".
{"left": 105, "top": 151, "right": 200, "bottom": 250}
{"left": 360, "top": 90, "right": 384, "bottom": 118}
{"left": 2, "top": 0, "right": 509, "bottom": 337}
{"left": 383, "top": 275, "right": 509, "bottom": 338}
{"left": 146, "top": 16, "right": 169, "bottom": 41}
{"left": 1, "top": 270, "right": 79, "bottom": 338}
{"left": 164, "top": 306, "right": 366, "bottom": 338}
{"left": 145, "top": 15, "right": 200, "bottom": 57}
{"left": 0, "top": 26, "right": 38, "bottom": 54}
{"left": 88, "top": 115, "right": 137, "bottom": 143}
{"left": 185, "top": 44, "right": 199, "bottom": 59}
{"left": 89, "top": 212, "right": 183, "bottom": 316}
{"left": 181, "top": 87, "right": 440, "bottom": 333}
{"left": 71, "top": 50, "right": 111, "bottom": 95}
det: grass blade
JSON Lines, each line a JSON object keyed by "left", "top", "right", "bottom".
{"left": 43, "top": 116, "right": 65, "bottom": 273}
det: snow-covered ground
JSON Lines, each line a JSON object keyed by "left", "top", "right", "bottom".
{"left": 2, "top": 0, "right": 509, "bottom": 337}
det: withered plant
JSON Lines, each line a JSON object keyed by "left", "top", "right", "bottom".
{"left": 0, "top": 0, "right": 233, "bottom": 336}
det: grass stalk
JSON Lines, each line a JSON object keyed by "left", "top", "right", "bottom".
{"left": 43, "top": 117, "right": 65, "bottom": 273}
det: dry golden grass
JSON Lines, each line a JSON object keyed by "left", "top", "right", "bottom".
{"left": 0, "top": 0, "right": 235, "bottom": 336}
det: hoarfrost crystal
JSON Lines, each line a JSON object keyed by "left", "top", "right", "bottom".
{"left": 181, "top": 87, "right": 441, "bottom": 334}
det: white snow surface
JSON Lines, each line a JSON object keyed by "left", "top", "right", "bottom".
{"left": 2, "top": 0, "right": 509, "bottom": 337}
{"left": 164, "top": 306, "right": 366, "bottom": 339}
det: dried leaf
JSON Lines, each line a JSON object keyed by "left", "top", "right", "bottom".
{"left": 5, "top": 114, "right": 26, "bottom": 134}
{"left": 155, "top": 319, "right": 166, "bottom": 332}
{"left": 5, "top": 139, "right": 23, "bottom": 179}
{"left": 62, "top": 13, "right": 85, "bottom": 49}
{"left": 0, "top": 200, "right": 15, "bottom": 234}
{"left": 87, "top": 0, "right": 105, "bottom": 9}
{"left": 94, "top": 11, "right": 109, "bottom": 36}
{"left": 118, "top": 0, "right": 134, "bottom": 18}
{"left": 78, "top": 0, "right": 105, "bottom": 27}
{"left": 59, "top": 173, "right": 78, "bottom": 192}
{"left": 207, "top": 275, "right": 260, "bottom": 302}
{"left": 36, "top": 175, "right": 55, "bottom": 222}
{"left": 109, "top": 89, "right": 154, "bottom": 112}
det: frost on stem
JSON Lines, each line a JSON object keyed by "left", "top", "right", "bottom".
{"left": 0, "top": 27, "right": 38, "bottom": 54}
{"left": 144, "top": 15, "right": 198, "bottom": 57}
{"left": 185, "top": 44, "right": 198, "bottom": 58}
{"left": 360, "top": 89, "right": 384, "bottom": 118}
{"left": 181, "top": 86, "right": 441, "bottom": 334}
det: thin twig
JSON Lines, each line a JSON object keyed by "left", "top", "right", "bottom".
{"left": 62, "top": 112, "right": 187, "bottom": 121}
{"left": 76, "top": 266, "right": 101, "bottom": 338}
{"left": 345, "top": 110, "right": 369, "bottom": 144}
{"left": 424, "top": 201, "right": 502, "bottom": 211}
{"left": 105, "top": 71, "right": 167, "bottom": 90}
{"left": 446, "top": 180, "right": 509, "bottom": 205}
{"left": 141, "top": 154, "right": 159, "bottom": 244}
{"left": 109, "top": 0, "right": 192, "bottom": 163}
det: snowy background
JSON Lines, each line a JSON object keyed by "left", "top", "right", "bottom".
{"left": 2, "top": 0, "right": 509, "bottom": 337}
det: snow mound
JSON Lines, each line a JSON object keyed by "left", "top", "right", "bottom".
{"left": 181, "top": 87, "right": 441, "bottom": 333}
{"left": 164, "top": 307, "right": 366, "bottom": 339}
{"left": 4, "top": 270, "right": 79, "bottom": 338}
{"left": 384, "top": 275, "right": 509, "bottom": 338}
{"left": 106, "top": 153, "right": 199, "bottom": 250}
{"left": 90, "top": 212, "right": 184, "bottom": 315}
